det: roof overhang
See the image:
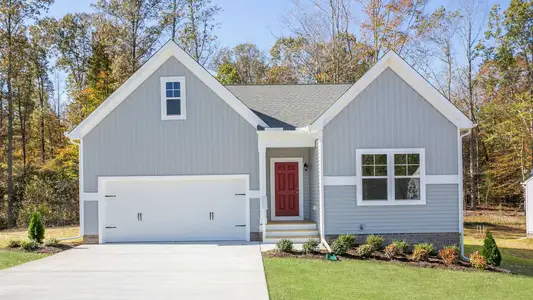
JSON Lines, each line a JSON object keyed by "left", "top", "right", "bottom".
{"left": 68, "top": 41, "right": 268, "bottom": 139}
{"left": 311, "top": 51, "right": 474, "bottom": 130}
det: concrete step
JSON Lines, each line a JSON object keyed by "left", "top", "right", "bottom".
{"left": 265, "top": 222, "right": 317, "bottom": 231}
{"left": 265, "top": 229, "right": 319, "bottom": 238}
{"left": 263, "top": 236, "right": 320, "bottom": 244}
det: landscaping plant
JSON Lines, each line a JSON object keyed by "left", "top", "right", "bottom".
{"left": 44, "top": 237, "right": 59, "bottom": 247}
{"left": 20, "top": 240, "right": 39, "bottom": 252}
{"left": 302, "top": 239, "right": 319, "bottom": 254}
{"left": 7, "top": 239, "right": 22, "bottom": 248}
{"left": 28, "top": 211, "right": 45, "bottom": 243}
{"left": 391, "top": 240, "right": 410, "bottom": 254}
{"left": 481, "top": 230, "right": 502, "bottom": 266}
{"left": 331, "top": 234, "right": 355, "bottom": 256}
{"left": 356, "top": 244, "right": 374, "bottom": 258}
{"left": 366, "top": 235, "right": 384, "bottom": 251}
{"left": 275, "top": 239, "right": 293, "bottom": 253}
{"left": 438, "top": 248, "right": 458, "bottom": 266}
{"left": 384, "top": 244, "right": 400, "bottom": 259}
{"left": 470, "top": 251, "right": 487, "bottom": 270}
{"left": 411, "top": 243, "right": 434, "bottom": 261}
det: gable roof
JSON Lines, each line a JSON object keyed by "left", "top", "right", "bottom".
{"left": 312, "top": 51, "right": 474, "bottom": 130}
{"left": 227, "top": 84, "right": 351, "bottom": 129}
{"left": 67, "top": 41, "right": 268, "bottom": 139}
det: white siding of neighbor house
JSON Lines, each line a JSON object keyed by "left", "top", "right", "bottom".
{"left": 322, "top": 68, "right": 460, "bottom": 235}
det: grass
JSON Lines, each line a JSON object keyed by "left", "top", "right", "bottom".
{"left": 264, "top": 208, "right": 533, "bottom": 300}
{"left": 0, "top": 250, "right": 49, "bottom": 270}
{"left": 0, "top": 225, "right": 80, "bottom": 270}
{"left": 264, "top": 258, "right": 533, "bottom": 300}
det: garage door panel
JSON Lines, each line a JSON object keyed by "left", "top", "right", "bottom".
{"left": 102, "top": 177, "right": 247, "bottom": 243}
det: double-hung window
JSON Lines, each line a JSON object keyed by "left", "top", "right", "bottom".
{"left": 357, "top": 149, "right": 425, "bottom": 206}
{"left": 161, "top": 77, "right": 186, "bottom": 120}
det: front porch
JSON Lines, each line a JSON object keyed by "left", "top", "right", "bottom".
{"left": 257, "top": 129, "right": 323, "bottom": 243}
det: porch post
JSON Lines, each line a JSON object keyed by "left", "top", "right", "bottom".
{"left": 258, "top": 142, "right": 267, "bottom": 240}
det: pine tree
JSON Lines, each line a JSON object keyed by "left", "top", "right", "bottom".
{"left": 28, "top": 211, "right": 45, "bottom": 243}
{"left": 481, "top": 230, "right": 502, "bottom": 266}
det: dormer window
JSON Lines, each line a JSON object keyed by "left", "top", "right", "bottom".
{"left": 161, "top": 77, "right": 186, "bottom": 120}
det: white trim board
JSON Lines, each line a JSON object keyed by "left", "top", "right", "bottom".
{"left": 97, "top": 174, "right": 251, "bottom": 244}
{"left": 323, "top": 175, "right": 458, "bottom": 186}
{"left": 269, "top": 157, "right": 305, "bottom": 221}
{"left": 68, "top": 41, "right": 268, "bottom": 139}
{"left": 311, "top": 51, "right": 474, "bottom": 130}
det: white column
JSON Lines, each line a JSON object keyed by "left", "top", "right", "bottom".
{"left": 258, "top": 144, "right": 267, "bottom": 239}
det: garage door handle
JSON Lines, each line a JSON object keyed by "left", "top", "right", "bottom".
{"left": 105, "top": 226, "right": 116, "bottom": 229}
{"left": 235, "top": 225, "right": 246, "bottom": 227}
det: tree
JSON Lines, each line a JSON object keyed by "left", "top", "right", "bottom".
{"left": 0, "top": 0, "right": 53, "bottom": 228}
{"left": 177, "top": 0, "right": 221, "bottom": 67}
{"left": 94, "top": 0, "right": 165, "bottom": 79}
{"left": 213, "top": 44, "right": 268, "bottom": 84}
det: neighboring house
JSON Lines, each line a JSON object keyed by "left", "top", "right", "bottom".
{"left": 523, "top": 177, "right": 533, "bottom": 238}
{"left": 67, "top": 41, "right": 474, "bottom": 253}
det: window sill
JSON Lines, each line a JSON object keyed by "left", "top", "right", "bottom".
{"left": 162, "top": 115, "right": 187, "bottom": 121}
{"left": 357, "top": 200, "right": 426, "bottom": 206}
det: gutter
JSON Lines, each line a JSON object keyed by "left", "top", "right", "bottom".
{"left": 458, "top": 126, "right": 476, "bottom": 261}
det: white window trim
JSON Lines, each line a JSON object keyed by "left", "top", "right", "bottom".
{"left": 356, "top": 148, "right": 426, "bottom": 206}
{"left": 161, "top": 76, "right": 186, "bottom": 120}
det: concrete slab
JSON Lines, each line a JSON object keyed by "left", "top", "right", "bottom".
{"left": 0, "top": 242, "right": 269, "bottom": 300}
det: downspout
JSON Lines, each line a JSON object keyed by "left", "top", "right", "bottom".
{"left": 459, "top": 126, "right": 476, "bottom": 260}
{"left": 64, "top": 132, "right": 83, "bottom": 241}
{"left": 304, "top": 126, "right": 332, "bottom": 252}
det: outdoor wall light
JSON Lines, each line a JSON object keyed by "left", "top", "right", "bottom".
{"left": 304, "top": 163, "right": 309, "bottom": 171}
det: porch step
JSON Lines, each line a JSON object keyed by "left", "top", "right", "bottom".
{"left": 263, "top": 221, "right": 319, "bottom": 244}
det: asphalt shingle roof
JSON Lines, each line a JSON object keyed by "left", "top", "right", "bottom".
{"left": 226, "top": 84, "right": 352, "bottom": 129}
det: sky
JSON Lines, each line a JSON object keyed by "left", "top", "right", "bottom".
{"left": 47, "top": 0, "right": 510, "bottom": 54}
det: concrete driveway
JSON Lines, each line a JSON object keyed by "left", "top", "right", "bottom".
{"left": 0, "top": 242, "right": 269, "bottom": 300}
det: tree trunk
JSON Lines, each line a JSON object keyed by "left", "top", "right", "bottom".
{"left": 6, "top": 9, "right": 15, "bottom": 228}
{"left": 40, "top": 76, "right": 46, "bottom": 164}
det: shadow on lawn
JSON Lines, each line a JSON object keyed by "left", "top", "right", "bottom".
{"left": 464, "top": 244, "right": 533, "bottom": 277}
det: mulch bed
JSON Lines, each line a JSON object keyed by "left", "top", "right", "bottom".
{"left": 263, "top": 249, "right": 510, "bottom": 274}
{"left": 5, "top": 243, "right": 75, "bottom": 254}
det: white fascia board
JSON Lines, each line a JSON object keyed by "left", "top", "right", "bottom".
{"left": 258, "top": 130, "right": 316, "bottom": 148}
{"left": 311, "top": 51, "right": 474, "bottom": 130}
{"left": 68, "top": 41, "right": 268, "bottom": 139}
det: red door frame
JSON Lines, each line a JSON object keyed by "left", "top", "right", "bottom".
{"left": 271, "top": 158, "right": 302, "bottom": 220}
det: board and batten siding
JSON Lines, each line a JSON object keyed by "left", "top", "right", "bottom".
{"left": 323, "top": 67, "right": 458, "bottom": 177}
{"left": 325, "top": 185, "right": 459, "bottom": 234}
{"left": 322, "top": 67, "right": 460, "bottom": 235}
{"left": 266, "top": 148, "right": 311, "bottom": 220}
{"left": 83, "top": 57, "right": 259, "bottom": 193}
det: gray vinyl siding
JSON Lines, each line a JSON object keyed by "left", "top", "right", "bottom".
{"left": 323, "top": 68, "right": 458, "bottom": 177}
{"left": 250, "top": 198, "right": 260, "bottom": 232}
{"left": 83, "top": 57, "right": 259, "bottom": 193}
{"left": 84, "top": 201, "right": 99, "bottom": 235}
{"left": 324, "top": 185, "right": 459, "bottom": 234}
{"left": 309, "top": 145, "right": 320, "bottom": 223}
{"left": 266, "top": 148, "right": 311, "bottom": 220}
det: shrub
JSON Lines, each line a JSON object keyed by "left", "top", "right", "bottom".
{"left": 392, "top": 240, "right": 410, "bottom": 254}
{"left": 481, "top": 230, "right": 502, "bottom": 266}
{"left": 356, "top": 244, "right": 375, "bottom": 258}
{"left": 366, "top": 235, "right": 384, "bottom": 251}
{"left": 331, "top": 234, "right": 355, "bottom": 256}
{"left": 444, "top": 244, "right": 460, "bottom": 253}
{"left": 438, "top": 248, "right": 459, "bottom": 266}
{"left": 302, "top": 239, "right": 319, "bottom": 254}
{"left": 7, "top": 239, "right": 22, "bottom": 248}
{"left": 411, "top": 243, "right": 435, "bottom": 261}
{"left": 384, "top": 244, "right": 400, "bottom": 259}
{"left": 470, "top": 251, "right": 487, "bottom": 270}
{"left": 21, "top": 240, "right": 39, "bottom": 252}
{"left": 44, "top": 237, "right": 59, "bottom": 247}
{"left": 275, "top": 239, "right": 293, "bottom": 253}
{"left": 28, "top": 211, "right": 45, "bottom": 243}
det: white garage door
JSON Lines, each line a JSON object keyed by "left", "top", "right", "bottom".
{"left": 100, "top": 176, "right": 247, "bottom": 243}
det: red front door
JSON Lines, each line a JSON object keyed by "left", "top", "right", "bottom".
{"left": 274, "top": 162, "right": 299, "bottom": 217}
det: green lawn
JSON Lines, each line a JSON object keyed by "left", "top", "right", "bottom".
{"left": 263, "top": 258, "right": 533, "bottom": 300}
{"left": 0, "top": 250, "right": 49, "bottom": 270}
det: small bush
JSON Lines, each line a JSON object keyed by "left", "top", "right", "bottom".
{"left": 444, "top": 244, "right": 460, "bottom": 253}
{"left": 384, "top": 244, "right": 400, "bottom": 259}
{"left": 366, "top": 235, "right": 384, "bottom": 251}
{"left": 331, "top": 234, "right": 355, "bottom": 256}
{"left": 438, "top": 248, "right": 459, "bottom": 265}
{"left": 356, "top": 244, "right": 375, "bottom": 258}
{"left": 470, "top": 251, "right": 487, "bottom": 270}
{"left": 21, "top": 240, "right": 40, "bottom": 252}
{"left": 392, "top": 240, "right": 410, "bottom": 254}
{"left": 481, "top": 230, "right": 502, "bottom": 266}
{"left": 44, "top": 237, "right": 59, "bottom": 247}
{"left": 275, "top": 239, "right": 293, "bottom": 253}
{"left": 28, "top": 211, "right": 45, "bottom": 243}
{"left": 7, "top": 239, "right": 23, "bottom": 248}
{"left": 302, "top": 239, "right": 319, "bottom": 254}
{"left": 411, "top": 243, "right": 435, "bottom": 261}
